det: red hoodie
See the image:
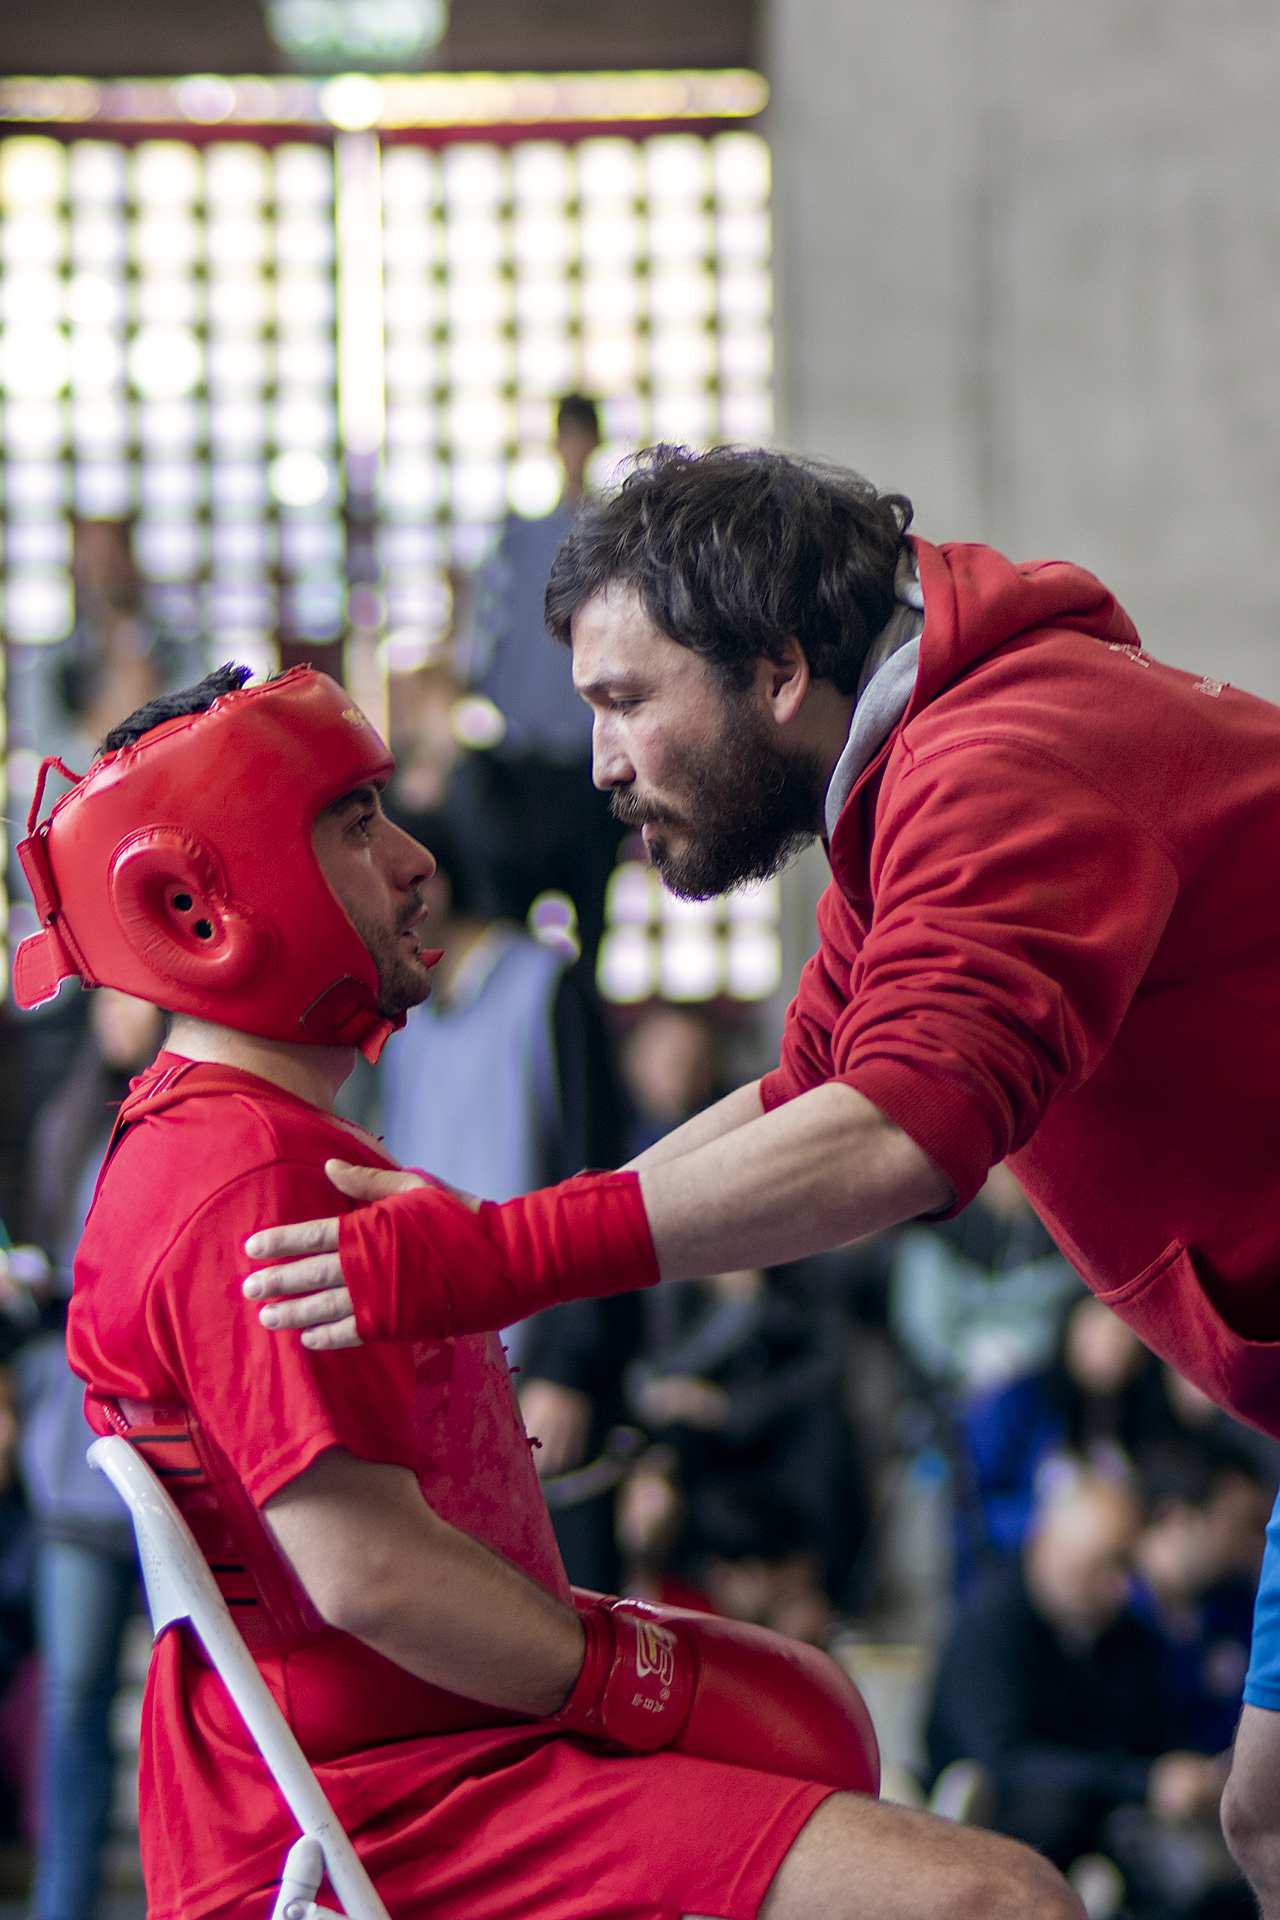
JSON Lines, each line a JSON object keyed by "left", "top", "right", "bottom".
{"left": 761, "top": 538, "right": 1280, "bottom": 1436}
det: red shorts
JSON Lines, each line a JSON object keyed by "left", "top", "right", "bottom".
{"left": 210, "top": 1734, "right": 831, "bottom": 1920}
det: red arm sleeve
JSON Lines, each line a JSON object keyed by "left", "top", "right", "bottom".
{"left": 768, "top": 740, "right": 1179, "bottom": 1211}
{"left": 340, "top": 1168, "right": 660, "bottom": 1345}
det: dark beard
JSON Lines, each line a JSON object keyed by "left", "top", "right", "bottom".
{"left": 346, "top": 894, "right": 435, "bottom": 1019}
{"left": 611, "top": 695, "right": 825, "bottom": 900}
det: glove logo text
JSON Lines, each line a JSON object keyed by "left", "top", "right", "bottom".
{"left": 633, "top": 1620, "right": 678, "bottom": 1688}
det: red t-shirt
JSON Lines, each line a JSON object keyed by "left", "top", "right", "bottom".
{"left": 68, "top": 1054, "right": 574, "bottom": 1919}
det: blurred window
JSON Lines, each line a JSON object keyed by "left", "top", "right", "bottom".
{"left": 1, "top": 120, "right": 772, "bottom": 993}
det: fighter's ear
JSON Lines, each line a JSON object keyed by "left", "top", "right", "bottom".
{"left": 109, "top": 827, "right": 274, "bottom": 991}
{"left": 759, "top": 635, "right": 811, "bottom": 726}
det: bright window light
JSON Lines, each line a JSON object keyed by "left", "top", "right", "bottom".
{"left": 5, "top": 463, "right": 65, "bottom": 510}
{"left": 128, "top": 326, "right": 202, "bottom": 399}
{"left": 137, "top": 279, "right": 200, "bottom": 327}
{"left": 0, "top": 139, "right": 64, "bottom": 206}
{"left": 71, "top": 395, "right": 127, "bottom": 450}
{"left": 204, "top": 144, "right": 268, "bottom": 206}
{"left": 718, "top": 330, "right": 773, "bottom": 382}
{"left": 512, "top": 143, "right": 571, "bottom": 205}
{"left": 443, "top": 144, "right": 505, "bottom": 208}
{"left": 67, "top": 272, "right": 121, "bottom": 326}
{"left": 646, "top": 137, "right": 708, "bottom": 201}
{"left": 649, "top": 328, "right": 715, "bottom": 385}
{"left": 719, "top": 388, "right": 773, "bottom": 438}
{"left": 507, "top": 453, "right": 560, "bottom": 517}
{"left": 726, "top": 927, "right": 781, "bottom": 999}
{"left": 726, "top": 877, "right": 781, "bottom": 921}
{"left": 69, "top": 212, "right": 126, "bottom": 270}
{"left": 3, "top": 569, "right": 72, "bottom": 642}
{"left": 606, "top": 862, "right": 659, "bottom": 926}
{"left": 648, "top": 208, "right": 710, "bottom": 262}
{"left": 133, "top": 144, "right": 200, "bottom": 206}
{"left": 276, "top": 393, "right": 336, "bottom": 448}
{"left": 270, "top": 449, "right": 332, "bottom": 506}
{"left": 67, "top": 142, "right": 126, "bottom": 204}
{"left": 67, "top": 330, "right": 121, "bottom": 397}
{"left": 1, "top": 327, "right": 69, "bottom": 400}
{"left": 276, "top": 219, "right": 335, "bottom": 270}
{"left": 2, "top": 271, "right": 61, "bottom": 324}
{"left": 73, "top": 462, "right": 131, "bottom": 515}
{"left": 207, "top": 218, "right": 269, "bottom": 269}
{"left": 712, "top": 133, "right": 770, "bottom": 205}
{"left": 134, "top": 520, "right": 203, "bottom": 580}
{"left": 320, "top": 74, "right": 386, "bottom": 133}
{"left": 598, "top": 927, "right": 658, "bottom": 1004}
{"left": 274, "top": 144, "right": 335, "bottom": 206}
{"left": 578, "top": 140, "right": 639, "bottom": 201}
{"left": 4, "top": 400, "right": 65, "bottom": 454}
{"left": 2, "top": 215, "right": 63, "bottom": 271}
{"left": 660, "top": 927, "right": 724, "bottom": 1002}
{"left": 134, "top": 215, "right": 200, "bottom": 271}
{"left": 716, "top": 208, "right": 771, "bottom": 263}
{"left": 5, "top": 519, "right": 69, "bottom": 565}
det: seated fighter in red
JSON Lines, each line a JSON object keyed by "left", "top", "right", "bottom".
{"left": 12, "top": 666, "right": 1076, "bottom": 1920}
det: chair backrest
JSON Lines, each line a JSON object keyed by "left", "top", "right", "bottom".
{"left": 88, "top": 1435, "right": 390, "bottom": 1920}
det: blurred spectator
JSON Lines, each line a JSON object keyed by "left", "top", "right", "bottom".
{"left": 1132, "top": 1439, "right": 1272, "bottom": 1756}
{"left": 517, "top": 1296, "right": 642, "bottom": 1593}
{"left": 378, "top": 818, "right": 624, "bottom": 1204}
{"left": 619, "top": 1004, "right": 724, "bottom": 1157}
{"left": 689, "top": 1480, "right": 834, "bottom": 1645}
{"left": 384, "top": 659, "right": 464, "bottom": 820}
{"left": 928, "top": 1471, "right": 1232, "bottom": 1912}
{"left": 376, "top": 818, "right": 628, "bottom": 1588}
{"left": 2, "top": 516, "right": 198, "bottom": 1240}
{"left": 624, "top": 1263, "right": 862, "bottom": 1606}
{"left": 889, "top": 1165, "right": 1084, "bottom": 1584}
{"left": 0, "top": 1310, "right": 37, "bottom": 1852}
{"left": 444, "top": 394, "right": 626, "bottom": 967}
{"left": 19, "top": 988, "right": 163, "bottom": 1920}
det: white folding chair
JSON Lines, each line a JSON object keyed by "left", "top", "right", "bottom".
{"left": 88, "top": 1434, "right": 392, "bottom": 1920}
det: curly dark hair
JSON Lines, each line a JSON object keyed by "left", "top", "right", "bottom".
{"left": 545, "top": 445, "right": 913, "bottom": 696}
{"left": 99, "top": 662, "right": 251, "bottom": 756}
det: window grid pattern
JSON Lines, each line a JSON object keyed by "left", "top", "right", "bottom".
{"left": 0, "top": 125, "right": 773, "bottom": 1000}
{"left": 379, "top": 130, "right": 772, "bottom": 641}
{"left": 599, "top": 862, "right": 782, "bottom": 1007}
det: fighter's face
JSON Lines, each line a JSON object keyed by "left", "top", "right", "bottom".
{"left": 571, "top": 584, "right": 824, "bottom": 899}
{"left": 312, "top": 786, "right": 439, "bottom": 1018}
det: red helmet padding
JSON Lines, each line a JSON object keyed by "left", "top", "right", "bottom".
{"left": 13, "top": 668, "right": 400, "bottom": 1059}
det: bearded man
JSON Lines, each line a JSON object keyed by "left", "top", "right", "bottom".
{"left": 235, "top": 449, "right": 1280, "bottom": 1916}
{"left": 12, "top": 665, "right": 1072, "bottom": 1920}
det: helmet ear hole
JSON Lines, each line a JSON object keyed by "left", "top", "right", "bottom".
{"left": 109, "top": 828, "right": 273, "bottom": 991}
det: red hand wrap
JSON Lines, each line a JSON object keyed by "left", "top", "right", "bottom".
{"left": 554, "top": 1592, "right": 880, "bottom": 1795}
{"left": 340, "top": 1170, "right": 659, "bottom": 1344}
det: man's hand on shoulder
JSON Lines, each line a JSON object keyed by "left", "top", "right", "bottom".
{"left": 243, "top": 1158, "right": 433, "bottom": 1349}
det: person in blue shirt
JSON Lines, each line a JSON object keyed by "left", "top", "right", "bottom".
{"left": 445, "top": 394, "right": 626, "bottom": 968}
{"left": 1130, "top": 1439, "right": 1272, "bottom": 1759}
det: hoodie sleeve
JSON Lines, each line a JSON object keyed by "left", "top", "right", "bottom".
{"left": 764, "top": 736, "right": 1179, "bottom": 1211}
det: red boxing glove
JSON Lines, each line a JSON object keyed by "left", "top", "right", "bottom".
{"left": 339, "top": 1170, "right": 660, "bottom": 1344}
{"left": 552, "top": 1591, "right": 879, "bottom": 1796}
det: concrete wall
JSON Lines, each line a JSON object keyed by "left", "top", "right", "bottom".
{"left": 764, "top": 0, "right": 1280, "bottom": 699}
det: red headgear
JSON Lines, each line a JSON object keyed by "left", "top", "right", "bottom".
{"left": 13, "top": 667, "right": 411, "bottom": 1063}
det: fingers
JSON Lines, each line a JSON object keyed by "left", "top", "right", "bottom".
{"left": 244, "top": 1217, "right": 340, "bottom": 1263}
{"left": 244, "top": 1253, "right": 345, "bottom": 1302}
{"left": 300, "top": 1317, "right": 362, "bottom": 1351}
{"left": 323, "top": 1159, "right": 426, "bottom": 1200}
{"left": 256, "top": 1283, "right": 354, "bottom": 1331}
